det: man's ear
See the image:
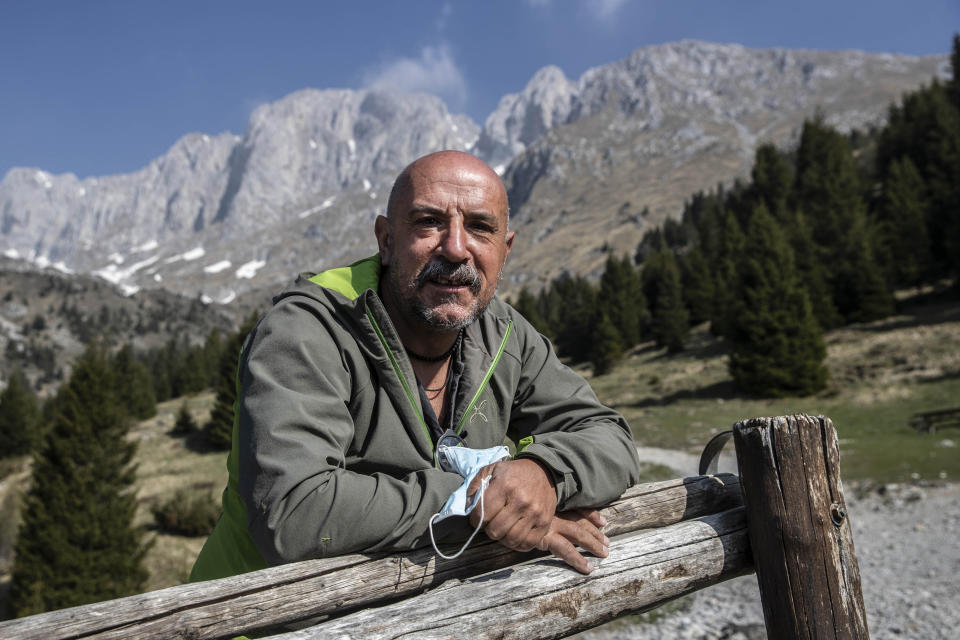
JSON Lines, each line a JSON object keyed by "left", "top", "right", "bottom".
{"left": 504, "top": 230, "right": 515, "bottom": 259}
{"left": 374, "top": 215, "right": 392, "bottom": 265}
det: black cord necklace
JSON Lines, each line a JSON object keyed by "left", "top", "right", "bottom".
{"left": 422, "top": 359, "right": 454, "bottom": 393}
{"left": 406, "top": 330, "right": 462, "bottom": 363}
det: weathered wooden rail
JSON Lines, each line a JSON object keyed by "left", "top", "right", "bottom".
{"left": 0, "top": 414, "right": 869, "bottom": 640}
{"left": 0, "top": 474, "right": 743, "bottom": 639}
{"left": 909, "top": 406, "right": 960, "bottom": 433}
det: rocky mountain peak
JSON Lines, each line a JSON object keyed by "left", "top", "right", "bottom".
{"left": 473, "top": 65, "right": 578, "bottom": 172}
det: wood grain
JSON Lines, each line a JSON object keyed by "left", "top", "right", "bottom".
{"left": 265, "top": 508, "right": 752, "bottom": 640}
{"left": 733, "top": 414, "right": 869, "bottom": 639}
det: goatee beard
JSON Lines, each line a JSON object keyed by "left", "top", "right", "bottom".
{"left": 384, "top": 260, "right": 488, "bottom": 331}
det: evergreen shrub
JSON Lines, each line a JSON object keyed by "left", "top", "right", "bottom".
{"left": 151, "top": 490, "right": 220, "bottom": 537}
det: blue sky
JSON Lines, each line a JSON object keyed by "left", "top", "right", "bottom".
{"left": 1, "top": 0, "right": 957, "bottom": 179}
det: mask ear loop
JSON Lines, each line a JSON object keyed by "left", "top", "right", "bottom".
{"left": 429, "top": 475, "right": 490, "bottom": 560}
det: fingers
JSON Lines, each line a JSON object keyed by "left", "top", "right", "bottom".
{"left": 484, "top": 506, "right": 551, "bottom": 552}
{"left": 578, "top": 508, "right": 608, "bottom": 530}
{"left": 542, "top": 531, "right": 594, "bottom": 574}
{"left": 552, "top": 513, "right": 610, "bottom": 560}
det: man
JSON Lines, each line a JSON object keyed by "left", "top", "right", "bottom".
{"left": 190, "top": 151, "right": 641, "bottom": 582}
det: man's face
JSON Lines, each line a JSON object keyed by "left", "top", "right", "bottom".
{"left": 376, "top": 153, "right": 514, "bottom": 333}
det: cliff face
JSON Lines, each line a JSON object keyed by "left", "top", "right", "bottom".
{"left": 0, "top": 42, "right": 947, "bottom": 300}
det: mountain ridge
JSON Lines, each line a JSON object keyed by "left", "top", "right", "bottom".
{"left": 0, "top": 40, "right": 948, "bottom": 300}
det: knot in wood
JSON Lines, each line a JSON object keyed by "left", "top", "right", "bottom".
{"left": 830, "top": 502, "right": 846, "bottom": 526}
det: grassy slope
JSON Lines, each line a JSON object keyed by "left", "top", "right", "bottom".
{"left": 128, "top": 392, "right": 227, "bottom": 592}
{"left": 586, "top": 296, "right": 960, "bottom": 483}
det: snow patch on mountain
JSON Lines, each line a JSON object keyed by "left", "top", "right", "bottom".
{"left": 297, "top": 197, "right": 336, "bottom": 219}
{"left": 236, "top": 259, "right": 266, "bottom": 279}
{"left": 93, "top": 255, "right": 159, "bottom": 285}
{"left": 203, "top": 260, "right": 231, "bottom": 274}
{"left": 182, "top": 247, "right": 206, "bottom": 261}
{"left": 133, "top": 239, "right": 159, "bottom": 253}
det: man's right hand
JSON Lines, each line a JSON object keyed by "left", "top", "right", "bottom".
{"left": 537, "top": 508, "right": 610, "bottom": 574}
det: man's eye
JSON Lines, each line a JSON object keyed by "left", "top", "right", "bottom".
{"left": 469, "top": 223, "right": 495, "bottom": 233}
{"left": 416, "top": 217, "right": 440, "bottom": 227}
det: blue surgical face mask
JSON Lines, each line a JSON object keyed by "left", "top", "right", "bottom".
{"left": 429, "top": 445, "right": 509, "bottom": 560}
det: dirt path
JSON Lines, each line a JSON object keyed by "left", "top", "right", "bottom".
{"left": 634, "top": 444, "right": 738, "bottom": 477}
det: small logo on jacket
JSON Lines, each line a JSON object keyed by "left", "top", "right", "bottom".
{"left": 470, "top": 400, "right": 489, "bottom": 424}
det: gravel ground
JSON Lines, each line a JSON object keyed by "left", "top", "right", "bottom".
{"left": 579, "top": 453, "right": 960, "bottom": 640}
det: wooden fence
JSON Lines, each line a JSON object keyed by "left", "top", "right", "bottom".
{"left": 0, "top": 414, "right": 869, "bottom": 639}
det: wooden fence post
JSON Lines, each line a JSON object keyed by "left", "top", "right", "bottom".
{"left": 733, "top": 414, "right": 869, "bottom": 639}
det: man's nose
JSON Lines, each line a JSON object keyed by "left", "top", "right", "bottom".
{"left": 437, "top": 219, "right": 469, "bottom": 262}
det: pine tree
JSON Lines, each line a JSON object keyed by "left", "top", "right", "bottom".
{"left": 794, "top": 117, "right": 893, "bottom": 321}
{"left": 640, "top": 246, "right": 667, "bottom": 314}
{"left": 9, "top": 345, "right": 148, "bottom": 617}
{"left": 709, "top": 211, "right": 746, "bottom": 337}
{"left": 948, "top": 33, "right": 960, "bottom": 112}
{"left": 172, "top": 339, "right": 208, "bottom": 397}
{"left": 879, "top": 80, "right": 960, "bottom": 281}
{"left": 112, "top": 344, "right": 156, "bottom": 420}
{"left": 511, "top": 287, "right": 549, "bottom": 335}
{"left": 0, "top": 370, "right": 40, "bottom": 459}
{"left": 589, "top": 313, "right": 623, "bottom": 376}
{"left": 788, "top": 208, "right": 843, "bottom": 330}
{"left": 728, "top": 206, "right": 828, "bottom": 397}
{"left": 204, "top": 314, "right": 258, "bottom": 450}
{"left": 649, "top": 250, "right": 689, "bottom": 352}
{"left": 679, "top": 248, "right": 714, "bottom": 326}
{"left": 749, "top": 143, "right": 794, "bottom": 223}
{"left": 202, "top": 328, "right": 225, "bottom": 388}
{"left": 551, "top": 275, "right": 598, "bottom": 363}
{"left": 875, "top": 157, "right": 931, "bottom": 287}
{"left": 598, "top": 254, "right": 647, "bottom": 348}
{"left": 833, "top": 214, "right": 895, "bottom": 322}
{"left": 171, "top": 401, "right": 198, "bottom": 436}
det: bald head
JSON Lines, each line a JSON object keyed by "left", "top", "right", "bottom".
{"left": 385, "top": 150, "right": 508, "bottom": 222}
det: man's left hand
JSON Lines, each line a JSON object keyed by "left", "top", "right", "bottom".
{"left": 467, "top": 458, "right": 557, "bottom": 552}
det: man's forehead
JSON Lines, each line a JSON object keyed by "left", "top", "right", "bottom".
{"left": 404, "top": 162, "right": 507, "bottom": 211}
{"left": 386, "top": 151, "right": 509, "bottom": 221}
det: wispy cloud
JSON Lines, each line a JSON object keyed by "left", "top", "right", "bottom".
{"left": 585, "top": 0, "right": 628, "bottom": 20}
{"left": 362, "top": 45, "right": 468, "bottom": 110}
{"left": 436, "top": 2, "right": 453, "bottom": 32}
{"left": 526, "top": 0, "right": 629, "bottom": 22}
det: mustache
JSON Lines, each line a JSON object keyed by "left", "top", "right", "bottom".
{"left": 416, "top": 260, "right": 482, "bottom": 294}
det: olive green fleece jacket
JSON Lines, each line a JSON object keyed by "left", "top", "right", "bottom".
{"left": 190, "top": 255, "right": 641, "bottom": 582}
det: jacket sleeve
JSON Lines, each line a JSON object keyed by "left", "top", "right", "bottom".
{"left": 506, "top": 311, "right": 642, "bottom": 511}
{"left": 237, "top": 299, "right": 468, "bottom": 565}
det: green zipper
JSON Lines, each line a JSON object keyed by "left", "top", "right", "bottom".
{"left": 365, "top": 309, "right": 431, "bottom": 446}
{"left": 457, "top": 320, "right": 513, "bottom": 435}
